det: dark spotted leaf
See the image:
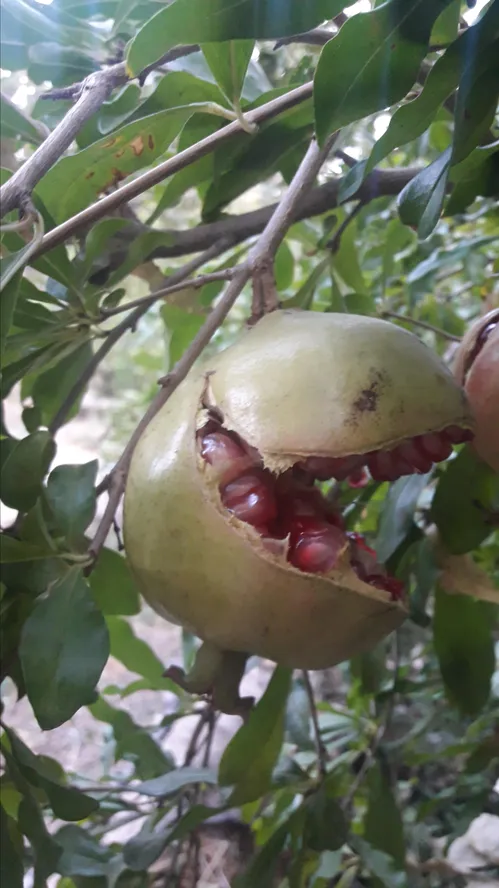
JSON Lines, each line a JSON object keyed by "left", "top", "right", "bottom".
{"left": 36, "top": 108, "right": 195, "bottom": 223}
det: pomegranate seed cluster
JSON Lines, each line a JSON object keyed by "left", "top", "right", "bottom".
{"left": 197, "top": 417, "right": 474, "bottom": 602}
{"left": 199, "top": 418, "right": 400, "bottom": 601}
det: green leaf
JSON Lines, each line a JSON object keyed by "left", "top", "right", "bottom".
{"left": 314, "top": 0, "right": 453, "bottom": 143}
{"left": 123, "top": 817, "right": 171, "bottom": 872}
{"left": 45, "top": 461, "right": 98, "bottom": 540}
{"left": 431, "top": 0, "right": 460, "bottom": 43}
{"left": 89, "top": 547, "right": 140, "bottom": 616}
{"left": 397, "top": 147, "right": 451, "bottom": 239}
{"left": 1, "top": 430, "right": 55, "bottom": 512}
{"left": 30, "top": 339, "right": 93, "bottom": 428}
{"left": 19, "top": 570, "right": 109, "bottom": 730}
{"left": 202, "top": 123, "right": 311, "bottom": 220}
{"left": 55, "top": 825, "right": 111, "bottom": 878}
{"left": 376, "top": 473, "right": 431, "bottom": 564}
{"left": 431, "top": 447, "right": 498, "bottom": 555}
{"left": 1, "top": 807, "right": 23, "bottom": 888}
{"left": 274, "top": 241, "right": 295, "bottom": 292}
{"left": 201, "top": 40, "right": 254, "bottom": 107}
{"left": 0, "top": 535, "right": 55, "bottom": 563}
{"left": 106, "top": 616, "right": 171, "bottom": 686}
{"left": 234, "top": 814, "right": 297, "bottom": 888}
{"left": 127, "top": 0, "right": 346, "bottom": 76}
{"left": 219, "top": 666, "right": 292, "bottom": 804}
{"left": 331, "top": 216, "right": 366, "bottom": 294}
{"left": 433, "top": 588, "right": 495, "bottom": 716}
{"left": 0, "top": 270, "right": 22, "bottom": 354}
{"left": 17, "top": 792, "right": 62, "bottom": 883}
{"left": 364, "top": 8, "right": 499, "bottom": 176}
{"left": 465, "top": 733, "right": 499, "bottom": 774}
{"left": 0, "top": 92, "right": 45, "bottom": 145}
{"left": 4, "top": 727, "right": 98, "bottom": 822}
{"left": 351, "top": 837, "right": 406, "bottom": 888}
{"left": 89, "top": 697, "right": 174, "bottom": 780}
{"left": 304, "top": 786, "right": 348, "bottom": 852}
{"left": 446, "top": 140, "right": 499, "bottom": 214}
{"left": 36, "top": 107, "right": 195, "bottom": 223}
{"left": 364, "top": 762, "right": 405, "bottom": 870}
{"left": 161, "top": 304, "right": 206, "bottom": 368}
{"left": 451, "top": 47, "right": 499, "bottom": 166}
{"left": 133, "top": 767, "right": 218, "bottom": 798}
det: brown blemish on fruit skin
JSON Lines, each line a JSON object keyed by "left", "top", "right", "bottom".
{"left": 148, "top": 134, "right": 154, "bottom": 150}
{"left": 350, "top": 371, "right": 387, "bottom": 418}
{"left": 85, "top": 170, "right": 95, "bottom": 179}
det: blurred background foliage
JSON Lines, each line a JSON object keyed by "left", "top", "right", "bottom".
{"left": 0, "top": 0, "right": 498, "bottom": 886}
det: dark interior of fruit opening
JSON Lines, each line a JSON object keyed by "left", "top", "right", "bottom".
{"left": 464, "top": 316, "right": 499, "bottom": 377}
{"left": 196, "top": 413, "right": 473, "bottom": 603}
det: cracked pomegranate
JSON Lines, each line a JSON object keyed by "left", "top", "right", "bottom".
{"left": 453, "top": 308, "right": 499, "bottom": 473}
{"left": 124, "top": 310, "right": 474, "bottom": 714}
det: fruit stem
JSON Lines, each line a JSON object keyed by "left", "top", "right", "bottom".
{"left": 164, "top": 642, "right": 254, "bottom": 719}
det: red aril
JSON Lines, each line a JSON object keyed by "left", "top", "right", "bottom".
{"left": 220, "top": 469, "right": 278, "bottom": 526}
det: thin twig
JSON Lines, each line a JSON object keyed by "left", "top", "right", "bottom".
{"left": 302, "top": 671, "right": 328, "bottom": 779}
{"left": 32, "top": 82, "right": 314, "bottom": 258}
{"left": 50, "top": 240, "right": 232, "bottom": 435}
{"left": 327, "top": 200, "right": 365, "bottom": 253}
{"left": 380, "top": 310, "right": 460, "bottom": 341}
{"left": 86, "top": 134, "right": 337, "bottom": 565}
{"left": 99, "top": 269, "right": 234, "bottom": 319}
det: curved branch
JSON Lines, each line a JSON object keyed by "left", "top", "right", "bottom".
{"left": 0, "top": 66, "right": 128, "bottom": 219}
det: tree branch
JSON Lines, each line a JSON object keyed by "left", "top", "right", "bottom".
{"left": 86, "top": 135, "right": 336, "bottom": 564}
{"left": 28, "top": 83, "right": 312, "bottom": 259}
{"left": 0, "top": 66, "right": 128, "bottom": 219}
{"left": 94, "top": 166, "right": 418, "bottom": 273}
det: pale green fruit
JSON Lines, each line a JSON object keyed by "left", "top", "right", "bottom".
{"left": 207, "top": 310, "right": 473, "bottom": 470}
{"left": 124, "top": 310, "right": 473, "bottom": 714}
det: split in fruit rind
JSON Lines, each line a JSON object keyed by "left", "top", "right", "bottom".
{"left": 124, "top": 371, "right": 406, "bottom": 674}
{"left": 206, "top": 311, "right": 474, "bottom": 471}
